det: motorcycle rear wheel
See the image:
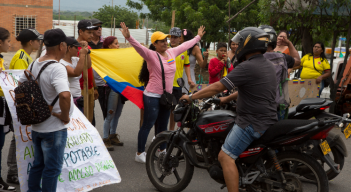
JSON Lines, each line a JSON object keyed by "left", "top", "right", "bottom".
{"left": 266, "top": 151, "right": 329, "bottom": 192}
{"left": 146, "top": 137, "right": 194, "bottom": 192}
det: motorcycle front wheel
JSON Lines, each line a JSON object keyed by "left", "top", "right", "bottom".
{"left": 146, "top": 137, "right": 194, "bottom": 192}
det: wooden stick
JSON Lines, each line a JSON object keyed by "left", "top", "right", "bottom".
{"left": 83, "top": 54, "right": 89, "bottom": 118}
{"left": 171, "top": 10, "right": 175, "bottom": 28}
{"left": 226, "top": 0, "right": 256, "bottom": 23}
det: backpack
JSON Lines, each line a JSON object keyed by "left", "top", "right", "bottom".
{"left": 263, "top": 52, "right": 290, "bottom": 112}
{"left": 14, "top": 61, "right": 59, "bottom": 125}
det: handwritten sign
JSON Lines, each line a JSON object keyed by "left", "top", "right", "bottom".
{"left": 0, "top": 70, "right": 121, "bottom": 192}
{"left": 288, "top": 79, "right": 319, "bottom": 108}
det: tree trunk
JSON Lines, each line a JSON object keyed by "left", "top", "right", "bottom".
{"left": 301, "top": 28, "right": 313, "bottom": 55}
{"left": 329, "top": 31, "right": 339, "bottom": 113}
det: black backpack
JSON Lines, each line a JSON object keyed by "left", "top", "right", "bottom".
{"left": 14, "top": 61, "right": 59, "bottom": 125}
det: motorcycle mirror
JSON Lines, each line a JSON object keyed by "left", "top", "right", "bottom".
{"left": 177, "top": 78, "right": 185, "bottom": 87}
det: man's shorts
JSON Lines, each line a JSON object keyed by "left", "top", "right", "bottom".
{"left": 221, "top": 124, "right": 265, "bottom": 160}
{"left": 172, "top": 87, "right": 183, "bottom": 101}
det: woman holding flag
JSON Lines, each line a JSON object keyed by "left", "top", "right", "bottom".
{"left": 119, "top": 22, "right": 206, "bottom": 163}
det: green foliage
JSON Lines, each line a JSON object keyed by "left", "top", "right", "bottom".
{"left": 258, "top": 0, "right": 351, "bottom": 52}
{"left": 126, "top": 0, "right": 260, "bottom": 48}
{"left": 92, "top": 5, "right": 140, "bottom": 29}
{"left": 53, "top": 10, "right": 92, "bottom": 20}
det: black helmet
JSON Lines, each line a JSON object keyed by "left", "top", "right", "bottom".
{"left": 232, "top": 27, "right": 269, "bottom": 62}
{"left": 258, "top": 25, "right": 277, "bottom": 49}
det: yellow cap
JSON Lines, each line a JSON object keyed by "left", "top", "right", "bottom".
{"left": 151, "top": 31, "right": 170, "bottom": 43}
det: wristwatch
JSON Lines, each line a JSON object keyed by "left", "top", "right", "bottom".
{"left": 189, "top": 94, "right": 193, "bottom": 103}
{"left": 94, "top": 87, "right": 98, "bottom": 90}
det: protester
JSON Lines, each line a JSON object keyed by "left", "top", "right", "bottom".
{"left": 19, "top": 28, "right": 73, "bottom": 192}
{"left": 89, "top": 19, "right": 109, "bottom": 119}
{"left": 180, "top": 29, "right": 209, "bottom": 93}
{"left": 102, "top": 36, "right": 125, "bottom": 151}
{"left": 76, "top": 19, "right": 99, "bottom": 125}
{"left": 168, "top": 27, "right": 192, "bottom": 131}
{"left": 228, "top": 39, "right": 239, "bottom": 63}
{"left": 180, "top": 27, "right": 276, "bottom": 192}
{"left": 9, "top": 29, "right": 41, "bottom": 69}
{"left": 0, "top": 27, "right": 16, "bottom": 191}
{"left": 60, "top": 37, "right": 88, "bottom": 112}
{"left": 208, "top": 42, "right": 233, "bottom": 84}
{"left": 119, "top": 22, "right": 205, "bottom": 163}
{"left": 299, "top": 42, "right": 331, "bottom": 97}
{"left": 6, "top": 28, "right": 43, "bottom": 185}
{"left": 274, "top": 30, "right": 291, "bottom": 55}
{"left": 261, "top": 25, "right": 301, "bottom": 120}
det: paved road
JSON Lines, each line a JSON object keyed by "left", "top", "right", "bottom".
{"left": 1, "top": 52, "right": 350, "bottom": 191}
{"left": 1, "top": 101, "right": 350, "bottom": 192}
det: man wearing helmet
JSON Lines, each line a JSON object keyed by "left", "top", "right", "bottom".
{"left": 180, "top": 27, "right": 277, "bottom": 192}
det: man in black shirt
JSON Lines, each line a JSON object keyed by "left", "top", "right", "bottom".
{"left": 89, "top": 19, "right": 104, "bottom": 49}
{"left": 180, "top": 27, "right": 276, "bottom": 192}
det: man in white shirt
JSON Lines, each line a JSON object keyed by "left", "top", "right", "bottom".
{"left": 19, "top": 29, "right": 73, "bottom": 192}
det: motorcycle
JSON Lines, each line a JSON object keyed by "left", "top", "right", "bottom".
{"left": 206, "top": 91, "right": 347, "bottom": 181}
{"left": 145, "top": 80, "right": 351, "bottom": 192}
{"left": 287, "top": 98, "right": 348, "bottom": 180}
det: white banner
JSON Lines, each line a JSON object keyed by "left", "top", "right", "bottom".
{"left": 0, "top": 70, "right": 121, "bottom": 192}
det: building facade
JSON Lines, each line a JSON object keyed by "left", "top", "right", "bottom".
{"left": 0, "top": 0, "right": 53, "bottom": 51}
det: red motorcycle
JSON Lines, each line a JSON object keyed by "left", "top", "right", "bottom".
{"left": 145, "top": 97, "right": 351, "bottom": 192}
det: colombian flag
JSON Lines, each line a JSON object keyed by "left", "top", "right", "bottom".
{"left": 91, "top": 48, "right": 144, "bottom": 109}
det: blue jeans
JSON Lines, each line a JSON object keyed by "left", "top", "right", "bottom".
{"left": 103, "top": 90, "right": 124, "bottom": 139}
{"left": 318, "top": 80, "right": 324, "bottom": 98}
{"left": 0, "top": 125, "right": 6, "bottom": 176}
{"left": 27, "top": 129, "right": 67, "bottom": 192}
{"left": 138, "top": 95, "right": 170, "bottom": 153}
{"left": 277, "top": 109, "right": 286, "bottom": 121}
{"left": 222, "top": 124, "right": 264, "bottom": 160}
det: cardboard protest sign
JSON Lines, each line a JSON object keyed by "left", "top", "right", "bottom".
{"left": 288, "top": 79, "right": 319, "bottom": 107}
{"left": 0, "top": 70, "right": 121, "bottom": 192}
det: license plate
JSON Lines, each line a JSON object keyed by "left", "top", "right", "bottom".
{"left": 320, "top": 140, "right": 331, "bottom": 156}
{"left": 343, "top": 123, "right": 351, "bottom": 139}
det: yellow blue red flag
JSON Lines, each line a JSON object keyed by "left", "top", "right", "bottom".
{"left": 91, "top": 48, "right": 144, "bottom": 109}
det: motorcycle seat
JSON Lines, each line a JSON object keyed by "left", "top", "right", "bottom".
{"left": 296, "top": 98, "right": 326, "bottom": 112}
{"left": 250, "top": 119, "right": 317, "bottom": 146}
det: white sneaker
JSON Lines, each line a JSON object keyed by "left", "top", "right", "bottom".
{"left": 152, "top": 136, "right": 156, "bottom": 142}
{"left": 135, "top": 152, "right": 146, "bottom": 163}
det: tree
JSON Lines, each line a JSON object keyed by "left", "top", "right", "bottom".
{"left": 258, "top": 0, "right": 350, "bottom": 54}
{"left": 126, "top": 0, "right": 260, "bottom": 48}
{"left": 92, "top": 5, "right": 140, "bottom": 29}
{"left": 53, "top": 10, "right": 92, "bottom": 20}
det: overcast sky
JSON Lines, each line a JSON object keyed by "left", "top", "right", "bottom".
{"left": 53, "top": 0, "right": 149, "bottom": 13}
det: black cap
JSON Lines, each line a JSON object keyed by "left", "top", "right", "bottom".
{"left": 65, "top": 36, "right": 81, "bottom": 47}
{"left": 91, "top": 19, "right": 103, "bottom": 25}
{"left": 16, "top": 29, "right": 43, "bottom": 42}
{"left": 78, "top": 19, "right": 98, "bottom": 30}
{"left": 43, "top": 29, "right": 67, "bottom": 47}
{"left": 170, "top": 27, "right": 182, "bottom": 37}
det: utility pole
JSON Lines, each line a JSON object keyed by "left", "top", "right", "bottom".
{"left": 111, "top": 0, "right": 113, "bottom": 36}
{"left": 228, "top": 0, "right": 231, "bottom": 46}
{"left": 58, "top": 0, "right": 61, "bottom": 25}
{"left": 74, "top": 15, "right": 76, "bottom": 38}
{"left": 113, "top": 17, "right": 116, "bottom": 36}
{"left": 146, "top": 17, "right": 149, "bottom": 45}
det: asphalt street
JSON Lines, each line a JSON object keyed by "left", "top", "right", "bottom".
{"left": 0, "top": 100, "right": 350, "bottom": 192}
